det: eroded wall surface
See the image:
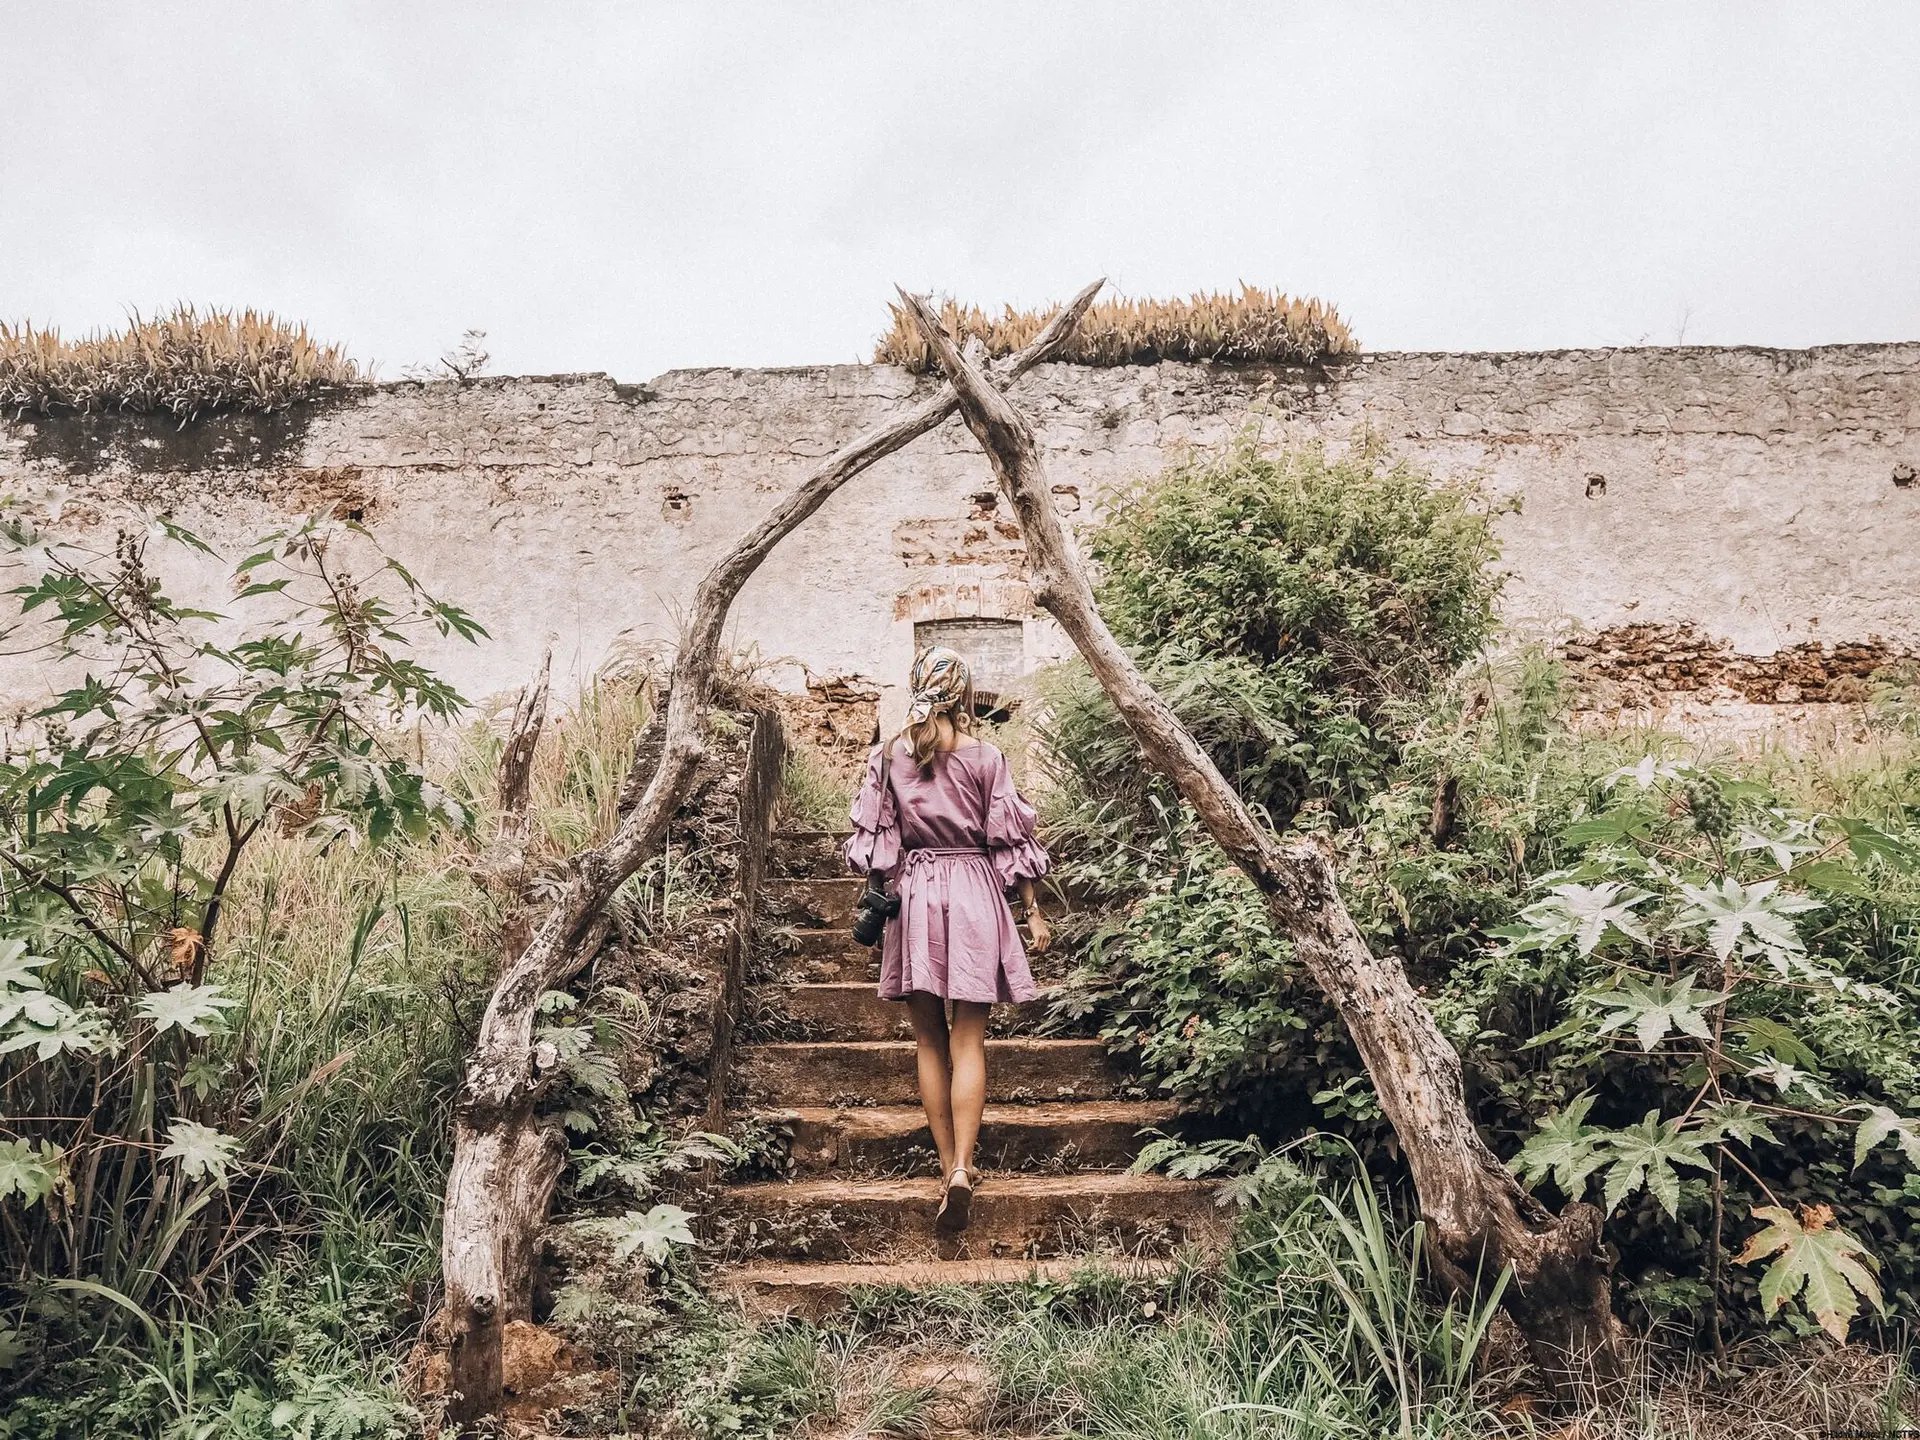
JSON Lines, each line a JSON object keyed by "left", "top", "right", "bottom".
{"left": 3, "top": 345, "right": 1916, "bottom": 727}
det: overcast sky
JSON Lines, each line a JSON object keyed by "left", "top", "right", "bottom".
{"left": 6, "top": 4, "right": 1918, "bottom": 380}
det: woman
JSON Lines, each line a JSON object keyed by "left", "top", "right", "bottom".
{"left": 845, "top": 646, "right": 1051, "bottom": 1233}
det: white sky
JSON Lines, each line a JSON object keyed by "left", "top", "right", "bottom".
{"left": 5, "top": 3, "right": 1918, "bottom": 380}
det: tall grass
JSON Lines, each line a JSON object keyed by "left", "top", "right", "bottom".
{"left": 817, "top": 1165, "right": 1913, "bottom": 1440}
{"left": 446, "top": 670, "right": 657, "bottom": 856}
{"left": 874, "top": 285, "right": 1358, "bottom": 373}
{"left": 980, "top": 1172, "right": 1508, "bottom": 1440}
{"left": 0, "top": 306, "right": 361, "bottom": 418}
{"left": 777, "top": 744, "right": 855, "bottom": 832}
{"left": 1, "top": 676, "right": 659, "bottom": 1436}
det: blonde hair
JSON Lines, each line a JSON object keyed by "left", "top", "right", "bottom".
{"left": 903, "top": 675, "right": 975, "bottom": 772}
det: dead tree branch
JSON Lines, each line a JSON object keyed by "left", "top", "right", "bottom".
{"left": 438, "top": 280, "right": 1106, "bottom": 1429}
{"left": 496, "top": 649, "right": 551, "bottom": 830}
{"left": 898, "top": 285, "right": 1625, "bottom": 1398}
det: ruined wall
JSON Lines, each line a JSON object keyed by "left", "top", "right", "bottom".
{"left": 3, "top": 344, "right": 1917, "bottom": 731}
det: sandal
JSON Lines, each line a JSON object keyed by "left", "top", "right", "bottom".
{"left": 935, "top": 1166, "right": 973, "bottom": 1233}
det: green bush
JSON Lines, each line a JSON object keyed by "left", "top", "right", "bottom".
{"left": 1082, "top": 432, "right": 1501, "bottom": 828}
{"left": 1044, "top": 435, "right": 1504, "bottom": 1115}
{"left": 1049, "top": 824, "right": 1323, "bottom": 1116}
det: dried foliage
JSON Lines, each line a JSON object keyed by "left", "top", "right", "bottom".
{"left": 0, "top": 305, "right": 362, "bottom": 419}
{"left": 874, "top": 285, "right": 1357, "bottom": 372}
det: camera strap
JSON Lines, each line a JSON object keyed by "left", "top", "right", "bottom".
{"left": 862, "top": 738, "right": 897, "bottom": 901}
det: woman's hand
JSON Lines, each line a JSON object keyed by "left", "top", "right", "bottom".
{"left": 1026, "top": 907, "right": 1051, "bottom": 953}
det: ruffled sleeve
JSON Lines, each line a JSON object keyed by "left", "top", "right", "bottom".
{"left": 984, "top": 745, "right": 1050, "bottom": 886}
{"left": 843, "top": 742, "right": 901, "bottom": 876}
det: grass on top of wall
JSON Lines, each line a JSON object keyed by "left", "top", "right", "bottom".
{"left": 0, "top": 305, "right": 363, "bottom": 419}
{"left": 873, "top": 285, "right": 1359, "bottom": 373}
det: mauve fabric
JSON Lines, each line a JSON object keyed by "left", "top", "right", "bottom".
{"left": 844, "top": 739, "right": 1049, "bottom": 1004}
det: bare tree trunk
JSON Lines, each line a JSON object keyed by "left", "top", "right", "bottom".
{"left": 497, "top": 649, "right": 551, "bottom": 831}
{"left": 897, "top": 287, "right": 1625, "bottom": 1398}
{"left": 438, "top": 283, "right": 1106, "bottom": 1430}
{"left": 490, "top": 652, "right": 553, "bottom": 962}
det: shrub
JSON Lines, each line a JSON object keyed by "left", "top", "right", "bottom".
{"left": 1422, "top": 735, "right": 1920, "bottom": 1344}
{"left": 874, "top": 285, "right": 1357, "bottom": 372}
{"left": 0, "top": 306, "right": 361, "bottom": 419}
{"left": 1048, "top": 823, "right": 1319, "bottom": 1115}
{"left": 1041, "top": 434, "right": 1502, "bottom": 860}
{"left": 1043, "top": 437, "right": 1503, "bottom": 1127}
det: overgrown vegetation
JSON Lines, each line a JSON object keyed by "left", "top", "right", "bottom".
{"left": 707, "top": 1158, "right": 1913, "bottom": 1439}
{"left": 775, "top": 745, "right": 853, "bottom": 832}
{"left": 0, "top": 307, "right": 362, "bottom": 419}
{"left": 1046, "top": 436, "right": 1920, "bottom": 1358}
{"left": 0, "top": 506, "right": 490, "bottom": 1432}
{"left": 0, "top": 502, "right": 711, "bottom": 1434}
{"left": 874, "top": 285, "right": 1357, "bottom": 372}
{"left": 6, "top": 422, "right": 1918, "bottom": 1433}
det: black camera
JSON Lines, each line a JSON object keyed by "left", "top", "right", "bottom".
{"left": 851, "top": 874, "right": 900, "bottom": 947}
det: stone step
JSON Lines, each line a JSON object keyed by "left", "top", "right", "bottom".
{"left": 764, "top": 875, "right": 866, "bottom": 928}
{"left": 719, "top": 1170, "right": 1226, "bottom": 1262}
{"left": 774, "top": 982, "right": 917, "bottom": 1040}
{"left": 775, "top": 983, "right": 1055, "bottom": 1040}
{"left": 736, "top": 1039, "right": 1128, "bottom": 1106}
{"left": 726, "top": 1254, "right": 1183, "bottom": 1319}
{"left": 782, "top": 925, "right": 861, "bottom": 959}
{"left": 762, "top": 1100, "right": 1182, "bottom": 1173}
{"left": 773, "top": 933, "right": 877, "bottom": 984}
{"left": 771, "top": 830, "right": 853, "bottom": 879}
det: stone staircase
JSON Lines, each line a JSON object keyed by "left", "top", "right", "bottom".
{"left": 716, "top": 829, "right": 1226, "bottom": 1318}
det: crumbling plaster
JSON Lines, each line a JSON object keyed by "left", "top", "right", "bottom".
{"left": 2, "top": 344, "right": 1916, "bottom": 731}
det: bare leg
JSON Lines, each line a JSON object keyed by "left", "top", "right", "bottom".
{"left": 948, "top": 1001, "right": 991, "bottom": 1180}
{"left": 905, "top": 991, "right": 956, "bottom": 1176}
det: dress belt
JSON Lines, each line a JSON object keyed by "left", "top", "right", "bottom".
{"left": 899, "top": 846, "right": 990, "bottom": 871}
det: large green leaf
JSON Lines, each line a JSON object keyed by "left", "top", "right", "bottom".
{"left": 1837, "top": 817, "right": 1920, "bottom": 868}
{"left": 1510, "top": 1093, "right": 1606, "bottom": 1195}
{"left": 1852, "top": 1105, "right": 1920, "bottom": 1171}
{"left": 0, "top": 1138, "right": 62, "bottom": 1208}
{"left": 1735, "top": 1204, "right": 1883, "bottom": 1342}
{"left": 1694, "top": 1101, "right": 1779, "bottom": 1149}
{"left": 136, "top": 982, "right": 237, "bottom": 1037}
{"left": 1593, "top": 973, "right": 1727, "bottom": 1053}
{"left": 0, "top": 996, "right": 109, "bottom": 1060}
{"left": 159, "top": 1119, "right": 241, "bottom": 1186}
{"left": 1516, "top": 882, "right": 1653, "bottom": 955}
{"left": 1606, "top": 757, "right": 1696, "bottom": 791}
{"left": 1593, "top": 1111, "right": 1713, "bottom": 1218}
{"left": 601, "top": 1204, "right": 697, "bottom": 1265}
{"left": 0, "top": 938, "right": 50, "bottom": 992}
{"left": 1793, "top": 859, "right": 1873, "bottom": 898}
{"left": 1732, "top": 817, "right": 1820, "bottom": 873}
{"left": 1670, "top": 877, "right": 1821, "bottom": 968}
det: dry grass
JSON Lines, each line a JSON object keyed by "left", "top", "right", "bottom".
{"left": 873, "top": 285, "right": 1357, "bottom": 372}
{"left": 0, "top": 304, "right": 362, "bottom": 418}
{"left": 1559, "top": 1341, "right": 1913, "bottom": 1440}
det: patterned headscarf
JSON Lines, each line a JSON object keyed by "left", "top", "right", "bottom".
{"left": 907, "top": 646, "right": 971, "bottom": 724}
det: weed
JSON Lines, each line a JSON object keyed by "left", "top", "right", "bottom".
{"left": 874, "top": 286, "right": 1357, "bottom": 372}
{"left": 779, "top": 745, "right": 855, "bottom": 831}
{"left": 0, "top": 306, "right": 360, "bottom": 418}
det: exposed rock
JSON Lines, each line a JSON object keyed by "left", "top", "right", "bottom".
{"left": 1563, "top": 623, "right": 1907, "bottom": 708}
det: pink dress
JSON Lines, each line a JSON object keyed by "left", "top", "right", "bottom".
{"left": 844, "top": 739, "right": 1049, "bottom": 1005}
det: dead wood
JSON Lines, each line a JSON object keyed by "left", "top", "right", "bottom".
{"left": 497, "top": 649, "right": 551, "bottom": 830}
{"left": 898, "top": 285, "right": 1625, "bottom": 1399}
{"left": 438, "top": 282, "right": 1105, "bottom": 1429}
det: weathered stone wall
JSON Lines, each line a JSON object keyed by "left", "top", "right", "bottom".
{"left": 3, "top": 344, "right": 1916, "bottom": 730}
